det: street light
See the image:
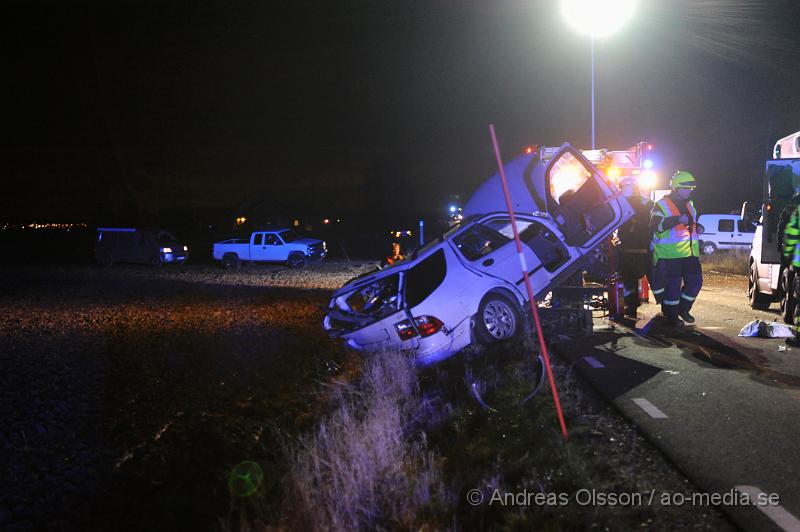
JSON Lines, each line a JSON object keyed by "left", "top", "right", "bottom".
{"left": 560, "top": 0, "right": 637, "bottom": 149}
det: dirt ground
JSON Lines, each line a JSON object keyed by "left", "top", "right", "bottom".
{"left": 1, "top": 262, "right": 737, "bottom": 530}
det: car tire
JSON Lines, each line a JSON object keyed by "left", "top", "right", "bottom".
{"left": 781, "top": 267, "right": 795, "bottom": 324}
{"left": 474, "top": 292, "right": 522, "bottom": 345}
{"left": 97, "top": 252, "right": 113, "bottom": 267}
{"left": 749, "top": 262, "right": 770, "bottom": 310}
{"left": 287, "top": 252, "right": 306, "bottom": 269}
{"left": 701, "top": 241, "right": 717, "bottom": 255}
{"left": 222, "top": 253, "right": 241, "bottom": 271}
{"left": 150, "top": 254, "right": 163, "bottom": 268}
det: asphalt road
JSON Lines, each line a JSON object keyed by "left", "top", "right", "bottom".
{"left": 554, "top": 272, "right": 800, "bottom": 532}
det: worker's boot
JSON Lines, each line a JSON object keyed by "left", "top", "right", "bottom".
{"left": 624, "top": 293, "right": 639, "bottom": 319}
{"left": 662, "top": 305, "right": 683, "bottom": 327}
{"left": 679, "top": 299, "right": 695, "bottom": 324}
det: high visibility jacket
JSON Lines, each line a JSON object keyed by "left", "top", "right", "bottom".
{"left": 783, "top": 205, "right": 800, "bottom": 267}
{"left": 652, "top": 196, "right": 699, "bottom": 261}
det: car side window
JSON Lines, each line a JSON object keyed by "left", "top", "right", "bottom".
{"left": 519, "top": 221, "right": 570, "bottom": 272}
{"left": 453, "top": 224, "right": 511, "bottom": 261}
{"left": 264, "top": 234, "right": 278, "bottom": 245}
{"left": 253, "top": 233, "right": 263, "bottom": 246}
{"left": 718, "top": 219, "right": 734, "bottom": 232}
{"left": 405, "top": 249, "right": 447, "bottom": 308}
{"left": 738, "top": 220, "right": 755, "bottom": 233}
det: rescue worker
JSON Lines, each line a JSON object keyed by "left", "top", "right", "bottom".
{"left": 782, "top": 202, "right": 800, "bottom": 347}
{"left": 617, "top": 176, "right": 655, "bottom": 318}
{"left": 650, "top": 171, "right": 703, "bottom": 326}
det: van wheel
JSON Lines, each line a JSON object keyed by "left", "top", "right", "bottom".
{"left": 222, "top": 254, "right": 241, "bottom": 271}
{"left": 287, "top": 252, "right": 306, "bottom": 269}
{"left": 97, "top": 252, "right": 113, "bottom": 267}
{"left": 782, "top": 268, "right": 797, "bottom": 324}
{"left": 701, "top": 241, "right": 717, "bottom": 255}
{"left": 474, "top": 292, "right": 521, "bottom": 345}
{"left": 749, "top": 262, "right": 770, "bottom": 310}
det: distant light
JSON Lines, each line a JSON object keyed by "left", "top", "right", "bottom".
{"left": 293, "top": 219, "right": 300, "bottom": 227}
{"left": 647, "top": 144, "right": 653, "bottom": 150}
{"left": 561, "top": 0, "right": 638, "bottom": 38}
{"left": 638, "top": 170, "right": 657, "bottom": 190}
{"left": 323, "top": 218, "right": 330, "bottom": 224}
{"left": 183, "top": 245, "right": 188, "bottom": 251}
{"left": 336, "top": 219, "right": 341, "bottom": 223}
{"left": 236, "top": 216, "right": 247, "bottom": 225}
{"left": 449, "top": 205, "right": 457, "bottom": 213}
{"left": 643, "top": 159, "right": 654, "bottom": 169}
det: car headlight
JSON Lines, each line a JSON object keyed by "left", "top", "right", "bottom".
{"left": 161, "top": 247, "right": 172, "bottom": 253}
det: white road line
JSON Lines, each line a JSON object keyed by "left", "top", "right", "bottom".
{"left": 632, "top": 398, "right": 668, "bottom": 419}
{"left": 735, "top": 485, "right": 800, "bottom": 532}
{"left": 583, "top": 356, "right": 605, "bottom": 368}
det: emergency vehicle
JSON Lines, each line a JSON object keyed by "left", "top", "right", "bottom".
{"left": 748, "top": 132, "right": 800, "bottom": 321}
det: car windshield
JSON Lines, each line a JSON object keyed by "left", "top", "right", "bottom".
{"left": 280, "top": 230, "right": 301, "bottom": 243}
{"left": 157, "top": 231, "right": 178, "bottom": 244}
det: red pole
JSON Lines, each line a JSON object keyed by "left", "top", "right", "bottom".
{"left": 488, "top": 125, "right": 568, "bottom": 441}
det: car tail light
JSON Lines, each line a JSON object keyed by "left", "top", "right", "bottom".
{"left": 394, "top": 316, "right": 444, "bottom": 341}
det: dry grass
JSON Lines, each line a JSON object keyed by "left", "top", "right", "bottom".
{"left": 284, "top": 351, "right": 449, "bottom": 531}
{"left": 700, "top": 249, "right": 750, "bottom": 276}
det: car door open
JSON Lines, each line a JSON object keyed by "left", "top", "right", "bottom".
{"left": 545, "top": 146, "right": 631, "bottom": 249}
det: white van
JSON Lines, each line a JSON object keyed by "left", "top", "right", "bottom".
{"left": 696, "top": 214, "right": 756, "bottom": 255}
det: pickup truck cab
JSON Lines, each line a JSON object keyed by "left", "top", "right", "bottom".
{"left": 213, "top": 229, "right": 326, "bottom": 270}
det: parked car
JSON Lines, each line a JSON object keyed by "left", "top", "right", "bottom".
{"left": 213, "top": 229, "right": 326, "bottom": 270}
{"left": 696, "top": 214, "right": 755, "bottom": 255}
{"left": 323, "top": 144, "right": 634, "bottom": 365}
{"left": 95, "top": 228, "right": 189, "bottom": 267}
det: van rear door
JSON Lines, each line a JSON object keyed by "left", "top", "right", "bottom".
{"left": 761, "top": 159, "right": 800, "bottom": 265}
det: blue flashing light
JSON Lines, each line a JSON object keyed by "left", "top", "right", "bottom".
{"left": 449, "top": 205, "right": 457, "bottom": 213}
{"left": 643, "top": 159, "right": 654, "bottom": 169}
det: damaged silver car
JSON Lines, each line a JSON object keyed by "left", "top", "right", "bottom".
{"left": 323, "top": 144, "right": 633, "bottom": 365}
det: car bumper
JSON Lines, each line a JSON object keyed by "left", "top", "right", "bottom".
{"left": 335, "top": 317, "right": 472, "bottom": 366}
{"left": 162, "top": 252, "right": 188, "bottom": 263}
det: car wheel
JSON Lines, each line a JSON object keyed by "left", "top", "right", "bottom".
{"left": 748, "top": 262, "right": 770, "bottom": 310}
{"left": 222, "top": 254, "right": 241, "bottom": 271}
{"left": 701, "top": 241, "right": 717, "bottom": 255}
{"left": 97, "top": 251, "right": 113, "bottom": 267}
{"left": 150, "top": 254, "right": 163, "bottom": 268}
{"left": 287, "top": 252, "right": 306, "bottom": 269}
{"left": 474, "top": 292, "right": 521, "bottom": 345}
{"left": 781, "top": 268, "right": 795, "bottom": 324}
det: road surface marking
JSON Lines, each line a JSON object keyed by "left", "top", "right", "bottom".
{"left": 735, "top": 485, "right": 800, "bottom": 532}
{"left": 583, "top": 356, "right": 605, "bottom": 368}
{"left": 632, "top": 398, "right": 668, "bottom": 419}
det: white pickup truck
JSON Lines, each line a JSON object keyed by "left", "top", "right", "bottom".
{"left": 213, "top": 229, "right": 326, "bottom": 270}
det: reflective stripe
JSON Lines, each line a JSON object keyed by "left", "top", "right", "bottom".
{"left": 623, "top": 289, "right": 635, "bottom": 296}
{"left": 681, "top": 293, "right": 696, "bottom": 301}
{"left": 652, "top": 288, "right": 665, "bottom": 294}
{"left": 664, "top": 299, "right": 680, "bottom": 305}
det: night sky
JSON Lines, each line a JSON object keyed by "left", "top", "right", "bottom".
{"left": 4, "top": 0, "right": 800, "bottom": 222}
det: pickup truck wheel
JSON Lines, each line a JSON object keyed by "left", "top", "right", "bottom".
{"left": 474, "top": 293, "right": 521, "bottom": 345}
{"left": 222, "top": 254, "right": 241, "bottom": 271}
{"left": 748, "top": 262, "right": 770, "bottom": 310}
{"left": 287, "top": 252, "right": 306, "bottom": 269}
{"left": 701, "top": 241, "right": 717, "bottom": 255}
